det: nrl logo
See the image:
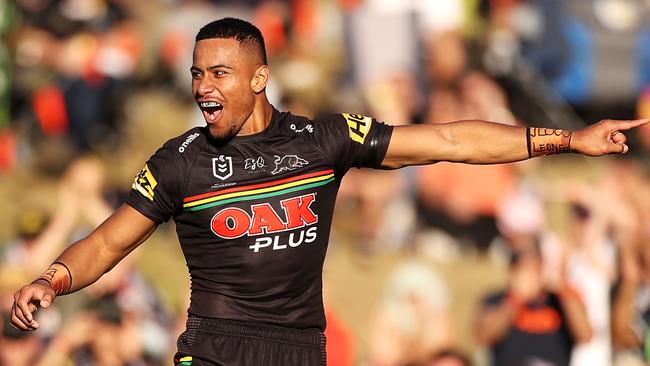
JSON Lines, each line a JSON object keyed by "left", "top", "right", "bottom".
{"left": 271, "top": 155, "right": 308, "bottom": 175}
{"left": 212, "top": 156, "right": 233, "bottom": 180}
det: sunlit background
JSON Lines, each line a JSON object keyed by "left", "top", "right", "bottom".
{"left": 1, "top": 0, "right": 650, "bottom": 365}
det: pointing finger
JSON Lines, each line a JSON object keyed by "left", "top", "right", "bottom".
{"left": 612, "top": 119, "right": 649, "bottom": 131}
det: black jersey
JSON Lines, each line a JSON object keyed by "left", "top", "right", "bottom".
{"left": 127, "top": 108, "right": 393, "bottom": 330}
{"left": 482, "top": 291, "right": 575, "bottom": 366}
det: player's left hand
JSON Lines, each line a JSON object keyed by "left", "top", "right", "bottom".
{"left": 571, "top": 119, "right": 649, "bottom": 156}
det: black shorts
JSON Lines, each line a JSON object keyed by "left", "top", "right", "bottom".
{"left": 173, "top": 316, "right": 326, "bottom": 366}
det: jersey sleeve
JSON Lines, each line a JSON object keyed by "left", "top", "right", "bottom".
{"left": 308, "top": 113, "right": 393, "bottom": 176}
{"left": 126, "top": 142, "right": 184, "bottom": 224}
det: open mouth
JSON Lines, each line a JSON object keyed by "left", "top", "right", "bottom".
{"left": 199, "top": 101, "right": 223, "bottom": 122}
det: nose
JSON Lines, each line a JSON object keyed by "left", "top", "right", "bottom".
{"left": 196, "top": 77, "right": 215, "bottom": 96}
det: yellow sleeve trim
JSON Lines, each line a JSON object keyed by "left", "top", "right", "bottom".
{"left": 342, "top": 113, "right": 373, "bottom": 144}
{"left": 132, "top": 164, "right": 158, "bottom": 201}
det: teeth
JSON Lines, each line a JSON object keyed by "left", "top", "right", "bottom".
{"left": 200, "top": 102, "right": 222, "bottom": 108}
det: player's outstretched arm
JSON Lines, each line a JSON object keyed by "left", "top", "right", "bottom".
{"left": 381, "top": 119, "right": 649, "bottom": 169}
{"left": 11, "top": 204, "right": 156, "bottom": 331}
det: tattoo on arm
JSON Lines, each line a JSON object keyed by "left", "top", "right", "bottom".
{"left": 33, "top": 262, "right": 72, "bottom": 295}
{"left": 527, "top": 127, "right": 572, "bottom": 158}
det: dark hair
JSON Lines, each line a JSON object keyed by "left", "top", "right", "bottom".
{"left": 509, "top": 242, "right": 542, "bottom": 267}
{"left": 570, "top": 202, "right": 590, "bottom": 220}
{"left": 87, "top": 294, "right": 122, "bottom": 325}
{"left": 195, "top": 17, "right": 268, "bottom": 65}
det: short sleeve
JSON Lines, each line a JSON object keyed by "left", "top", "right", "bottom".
{"left": 307, "top": 113, "right": 393, "bottom": 177}
{"left": 126, "top": 143, "right": 184, "bottom": 224}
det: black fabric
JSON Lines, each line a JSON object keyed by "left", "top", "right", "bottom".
{"left": 174, "top": 316, "right": 326, "bottom": 366}
{"left": 126, "top": 107, "right": 393, "bottom": 332}
{"left": 483, "top": 291, "right": 574, "bottom": 366}
{"left": 302, "top": 112, "right": 393, "bottom": 177}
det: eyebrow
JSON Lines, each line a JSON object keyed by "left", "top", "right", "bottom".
{"left": 190, "top": 64, "right": 234, "bottom": 72}
{"left": 208, "top": 64, "right": 234, "bottom": 71}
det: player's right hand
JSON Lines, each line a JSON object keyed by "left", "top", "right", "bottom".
{"left": 11, "top": 280, "right": 56, "bottom": 331}
{"left": 571, "top": 118, "right": 649, "bottom": 156}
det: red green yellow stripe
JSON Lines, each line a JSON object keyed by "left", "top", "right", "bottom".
{"left": 184, "top": 169, "right": 333, "bottom": 203}
{"left": 177, "top": 356, "right": 192, "bottom": 365}
{"left": 183, "top": 169, "right": 335, "bottom": 212}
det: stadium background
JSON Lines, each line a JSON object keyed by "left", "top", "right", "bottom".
{"left": 1, "top": 0, "right": 650, "bottom": 365}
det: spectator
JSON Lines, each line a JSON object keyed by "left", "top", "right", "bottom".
{"left": 3, "top": 2, "right": 650, "bottom": 365}
{"left": 610, "top": 164, "right": 650, "bottom": 366}
{"left": 368, "top": 261, "right": 453, "bottom": 366}
{"left": 611, "top": 241, "right": 650, "bottom": 366}
{"left": 417, "top": 37, "right": 517, "bottom": 251}
{"left": 476, "top": 245, "right": 592, "bottom": 366}
{"left": 35, "top": 295, "right": 144, "bottom": 366}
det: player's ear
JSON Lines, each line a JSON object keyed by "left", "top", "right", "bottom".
{"left": 251, "top": 65, "right": 269, "bottom": 93}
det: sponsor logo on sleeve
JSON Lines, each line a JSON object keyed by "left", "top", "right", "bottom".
{"left": 342, "top": 113, "right": 373, "bottom": 144}
{"left": 212, "top": 155, "right": 233, "bottom": 180}
{"left": 132, "top": 164, "right": 157, "bottom": 201}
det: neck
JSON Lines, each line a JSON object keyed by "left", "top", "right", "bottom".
{"left": 239, "top": 97, "right": 273, "bottom": 135}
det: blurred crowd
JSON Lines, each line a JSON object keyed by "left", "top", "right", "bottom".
{"left": 1, "top": 0, "right": 650, "bottom": 365}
